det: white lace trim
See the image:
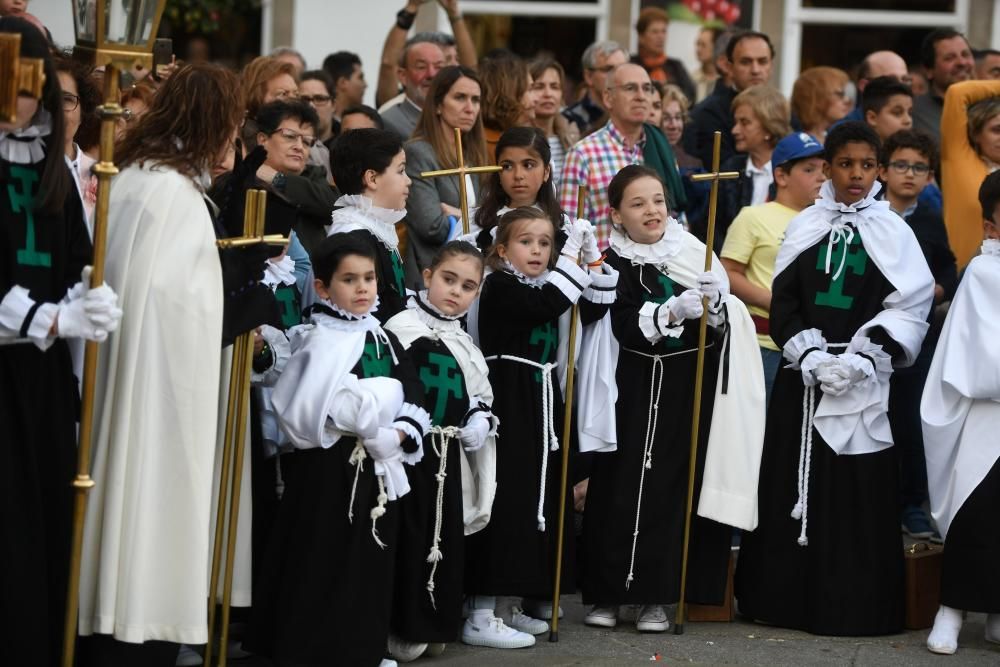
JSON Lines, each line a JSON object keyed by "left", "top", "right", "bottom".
{"left": 501, "top": 260, "right": 548, "bottom": 287}
{"left": 982, "top": 239, "right": 1000, "bottom": 257}
{"left": 332, "top": 195, "right": 405, "bottom": 250}
{"left": 0, "top": 108, "right": 52, "bottom": 164}
{"left": 407, "top": 291, "right": 465, "bottom": 330}
{"left": 608, "top": 218, "right": 685, "bottom": 267}
{"left": 311, "top": 297, "right": 382, "bottom": 329}
{"left": 262, "top": 255, "right": 297, "bottom": 288}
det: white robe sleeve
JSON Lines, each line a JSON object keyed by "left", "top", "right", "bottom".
{"left": 0, "top": 285, "right": 59, "bottom": 349}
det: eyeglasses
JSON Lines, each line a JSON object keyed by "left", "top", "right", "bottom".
{"left": 272, "top": 89, "right": 299, "bottom": 101}
{"left": 663, "top": 113, "right": 685, "bottom": 123}
{"left": 887, "top": 160, "right": 930, "bottom": 175}
{"left": 587, "top": 65, "right": 616, "bottom": 74}
{"left": 62, "top": 92, "right": 80, "bottom": 112}
{"left": 268, "top": 127, "right": 316, "bottom": 148}
{"left": 299, "top": 94, "right": 332, "bottom": 105}
{"left": 610, "top": 83, "right": 656, "bottom": 95}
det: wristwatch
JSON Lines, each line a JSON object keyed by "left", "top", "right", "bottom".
{"left": 396, "top": 7, "right": 416, "bottom": 30}
{"left": 271, "top": 171, "right": 287, "bottom": 191}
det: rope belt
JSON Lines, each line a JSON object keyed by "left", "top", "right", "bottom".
{"left": 485, "top": 353, "right": 559, "bottom": 532}
{"left": 425, "top": 425, "right": 460, "bottom": 609}
{"left": 791, "top": 341, "right": 848, "bottom": 547}
{"left": 620, "top": 343, "right": 714, "bottom": 589}
{"left": 347, "top": 441, "right": 390, "bottom": 549}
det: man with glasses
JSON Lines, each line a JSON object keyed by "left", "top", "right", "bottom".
{"left": 563, "top": 40, "right": 628, "bottom": 138}
{"left": 298, "top": 70, "right": 337, "bottom": 182}
{"left": 560, "top": 63, "right": 670, "bottom": 247}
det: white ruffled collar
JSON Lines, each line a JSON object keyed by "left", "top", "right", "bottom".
{"left": 262, "top": 255, "right": 297, "bottom": 289}
{"left": 501, "top": 260, "right": 548, "bottom": 287}
{"left": 332, "top": 194, "right": 405, "bottom": 251}
{"left": 0, "top": 107, "right": 52, "bottom": 165}
{"left": 982, "top": 238, "right": 1000, "bottom": 257}
{"left": 309, "top": 296, "right": 381, "bottom": 328}
{"left": 609, "top": 218, "right": 684, "bottom": 267}
{"left": 408, "top": 291, "right": 465, "bottom": 331}
{"left": 814, "top": 180, "right": 888, "bottom": 219}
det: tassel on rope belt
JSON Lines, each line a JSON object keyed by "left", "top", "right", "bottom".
{"left": 620, "top": 343, "right": 712, "bottom": 589}
{"left": 485, "top": 353, "right": 559, "bottom": 532}
{"left": 346, "top": 442, "right": 391, "bottom": 548}
{"left": 425, "top": 425, "right": 460, "bottom": 608}
{"left": 792, "top": 341, "right": 848, "bottom": 548}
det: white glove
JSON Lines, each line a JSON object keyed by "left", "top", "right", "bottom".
{"left": 817, "top": 354, "right": 874, "bottom": 396}
{"left": 560, "top": 224, "right": 584, "bottom": 260}
{"left": 56, "top": 295, "right": 104, "bottom": 341}
{"left": 665, "top": 289, "right": 704, "bottom": 323}
{"left": 363, "top": 427, "right": 410, "bottom": 500}
{"left": 814, "top": 358, "right": 850, "bottom": 396}
{"left": 81, "top": 283, "right": 123, "bottom": 332}
{"left": 459, "top": 411, "right": 492, "bottom": 452}
{"left": 697, "top": 271, "right": 722, "bottom": 310}
{"left": 56, "top": 280, "right": 122, "bottom": 342}
{"left": 581, "top": 225, "right": 601, "bottom": 264}
{"left": 799, "top": 349, "right": 836, "bottom": 387}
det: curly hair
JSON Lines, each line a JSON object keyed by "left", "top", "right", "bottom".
{"left": 117, "top": 64, "right": 244, "bottom": 185}
{"left": 478, "top": 50, "right": 531, "bottom": 133}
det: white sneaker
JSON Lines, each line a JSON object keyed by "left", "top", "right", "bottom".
{"left": 522, "top": 598, "right": 564, "bottom": 620}
{"left": 926, "top": 605, "right": 962, "bottom": 655}
{"left": 636, "top": 605, "right": 670, "bottom": 633}
{"left": 583, "top": 605, "right": 618, "bottom": 628}
{"left": 509, "top": 606, "right": 549, "bottom": 635}
{"left": 387, "top": 634, "right": 427, "bottom": 662}
{"left": 175, "top": 645, "right": 202, "bottom": 667}
{"left": 462, "top": 612, "right": 536, "bottom": 649}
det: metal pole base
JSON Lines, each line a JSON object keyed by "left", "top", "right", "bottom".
{"left": 673, "top": 622, "right": 685, "bottom": 635}
{"left": 548, "top": 630, "right": 559, "bottom": 642}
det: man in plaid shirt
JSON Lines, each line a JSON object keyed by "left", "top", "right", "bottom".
{"left": 559, "top": 63, "right": 654, "bottom": 249}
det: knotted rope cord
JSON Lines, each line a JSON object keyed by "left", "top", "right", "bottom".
{"left": 425, "top": 425, "right": 460, "bottom": 608}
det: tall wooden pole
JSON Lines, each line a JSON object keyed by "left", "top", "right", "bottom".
{"left": 62, "top": 64, "right": 123, "bottom": 667}
{"left": 420, "top": 127, "right": 502, "bottom": 236}
{"left": 674, "top": 132, "right": 739, "bottom": 634}
{"left": 548, "top": 185, "right": 587, "bottom": 642}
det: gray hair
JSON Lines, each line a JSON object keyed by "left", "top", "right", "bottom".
{"left": 582, "top": 40, "right": 626, "bottom": 70}
{"left": 270, "top": 46, "right": 306, "bottom": 67}
{"left": 713, "top": 30, "right": 734, "bottom": 62}
{"left": 399, "top": 32, "right": 452, "bottom": 67}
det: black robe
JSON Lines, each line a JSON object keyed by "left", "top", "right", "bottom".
{"left": 392, "top": 327, "right": 471, "bottom": 643}
{"left": 0, "top": 155, "right": 91, "bottom": 667}
{"left": 581, "top": 248, "right": 730, "bottom": 606}
{"left": 464, "top": 269, "right": 575, "bottom": 598}
{"left": 247, "top": 327, "right": 424, "bottom": 667}
{"left": 735, "top": 227, "right": 906, "bottom": 636}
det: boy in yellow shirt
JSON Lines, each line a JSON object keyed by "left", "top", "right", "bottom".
{"left": 721, "top": 132, "right": 826, "bottom": 400}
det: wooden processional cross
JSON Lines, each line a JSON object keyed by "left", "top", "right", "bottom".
{"left": 420, "top": 127, "right": 503, "bottom": 235}
{"left": 674, "top": 131, "right": 739, "bottom": 635}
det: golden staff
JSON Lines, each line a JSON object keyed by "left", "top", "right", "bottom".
{"left": 205, "top": 190, "right": 283, "bottom": 667}
{"left": 0, "top": 33, "right": 44, "bottom": 124}
{"left": 549, "top": 185, "right": 587, "bottom": 642}
{"left": 420, "top": 127, "right": 502, "bottom": 235}
{"left": 60, "top": 62, "right": 127, "bottom": 667}
{"left": 674, "top": 132, "right": 739, "bottom": 634}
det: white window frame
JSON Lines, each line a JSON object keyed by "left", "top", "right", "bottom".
{"left": 435, "top": 0, "right": 612, "bottom": 41}
{"left": 780, "top": 0, "right": 970, "bottom": 95}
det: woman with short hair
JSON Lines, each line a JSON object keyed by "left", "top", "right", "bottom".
{"left": 791, "top": 66, "right": 852, "bottom": 143}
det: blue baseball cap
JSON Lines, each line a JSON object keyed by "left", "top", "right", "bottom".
{"left": 771, "top": 132, "right": 824, "bottom": 170}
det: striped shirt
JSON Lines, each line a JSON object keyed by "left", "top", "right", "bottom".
{"left": 559, "top": 120, "right": 646, "bottom": 248}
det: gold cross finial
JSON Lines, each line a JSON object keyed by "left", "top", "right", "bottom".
{"left": 690, "top": 131, "right": 740, "bottom": 253}
{"left": 420, "top": 127, "right": 503, "bottom": 235}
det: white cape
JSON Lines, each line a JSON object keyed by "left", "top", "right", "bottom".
{"left": 921, "top": 251, "right": 1000, "bottom": 538}
{"left": 385, "top": 304, "right": 498, "bottom": 535}
{"left": 775, "top": 181, "right": 934, "bottom": 455}
{"left": 79, "top": 166, "right": 223, "bottom": 644}
{"left": 611, "top": 223, "right": 767, "bottom": 530}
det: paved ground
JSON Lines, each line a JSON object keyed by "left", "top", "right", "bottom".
{"left": 225, "top": 593, "right": 998, "bottom": 666}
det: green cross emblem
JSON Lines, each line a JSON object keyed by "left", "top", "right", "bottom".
{"left": 361, "top": 340, "right": 392, "bottom": 378}
{"left": 815, "top": 233, "right": 868, "bottom": 310}
{"left": 529, "top": 321, "right": 558, "bottom": 383}
{"left": 419, "top": 352, "right": 464, "bottom": 424}
{"left": 390, "top": 251, "right": 406, "bottom": 296}
{"left": 10, "top": 166, "right": 51, "bottom": 268}
{"left": 275, "top": 286, "right": 300, "bottom": 329}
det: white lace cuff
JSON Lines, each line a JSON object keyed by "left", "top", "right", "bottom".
{"left": 638, "top": 300, "right": 683, "bottom": 344}
{"left": 582, "top": 262, "right": 618, "bottom": 305}
{"left": 0, "top": 286, "right": 57, "bottom": 350}
{"left": 251, "top": 325, "right": 290, "bottom": 386}
{"left": 783, "top": 328, "right": 827, "bottom": 368}
{"left": 547, "top": 255, "right": 592, "bottom": 303}
{"left": 845, "top": 336, "right": 893, "bottom": 383}
{"left": 393, "top": 401, "right": 432, "bottom": 465}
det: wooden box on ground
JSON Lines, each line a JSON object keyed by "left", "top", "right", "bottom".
{"left": 687, "top": 549, "right": 736, "bottom": 622}
{"left": 904, "top": 542, "right": 943, "bottom": 630}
